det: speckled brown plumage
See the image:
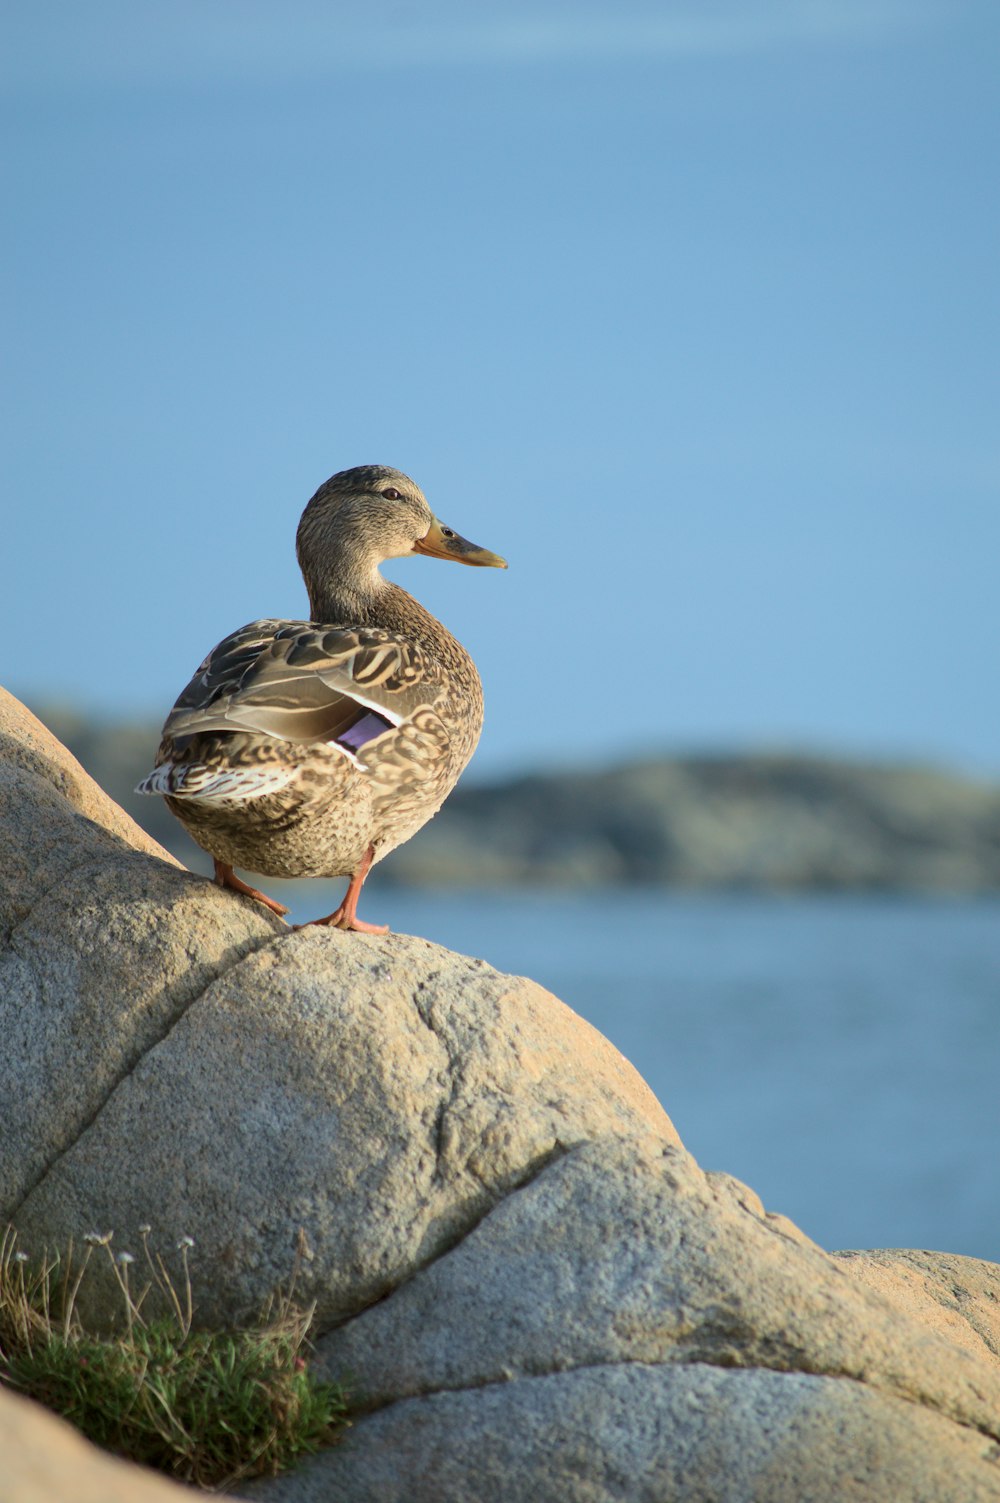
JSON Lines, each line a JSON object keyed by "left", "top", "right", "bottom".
{"left": 137, "top": 465, "right": 506, "bottom": 930}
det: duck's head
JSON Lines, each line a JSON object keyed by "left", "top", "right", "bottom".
{"left": 297, "top": 465, "right": 507, "bottom": 602}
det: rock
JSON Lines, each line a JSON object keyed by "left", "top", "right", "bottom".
{"left": 0, "top": 687, "right": 672, "bottom": 1329}
{"left": 11, "top": 930, "right": 672, "bottom": 1328}
{"left": 306, "top": 1138, "right": 1000, "bottom": 1427}
{"left": 245, "top": 1365, "right": 1000, "bottom": 1503}
{"left": 835, "top": 1247, "right": 1000, "bottom": 1365}
{"left": 0, "top": 1386, "right": 190, "bottom": 1503}
{"left": 241, "top": 1136, "right": 1000, "bottom": 1501}
{"left": 3, "top": 685, "right": 1000, "bottom": 1502}
{"left": 0, "top": 690, "right": 179, "bottom": 940}
{"left": 0, "top": 689, "right": 291, "bottom": 1220}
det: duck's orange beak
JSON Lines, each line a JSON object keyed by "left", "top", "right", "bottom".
{"left": 413, "top": 516, "right": 507, "bottom": 568}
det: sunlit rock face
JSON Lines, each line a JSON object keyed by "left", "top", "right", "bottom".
{"left": 2, "top": 685, "right": 1000, "bottom": 1503}
{"left": 0, "top": 686, "right": 673, "bottom": 1330}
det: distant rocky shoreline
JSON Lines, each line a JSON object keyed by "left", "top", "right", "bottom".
{"left": 34, "top": 704, "right": 1000, "bottom": 893}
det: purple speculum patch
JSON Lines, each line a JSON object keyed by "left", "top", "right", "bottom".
{"left": 335, "top": 709, "right": 395, "bottom": 754}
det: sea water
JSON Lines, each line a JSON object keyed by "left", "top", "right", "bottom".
{"left": 282, "top": 884, "right": 1000, "bottom": 1262}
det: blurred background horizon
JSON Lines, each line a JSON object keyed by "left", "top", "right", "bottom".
{"left": 3, "top": 2, "right": 998, "bottom": 1259}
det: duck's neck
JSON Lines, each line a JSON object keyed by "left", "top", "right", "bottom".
{"left": 305, "top": 563, "right": 380, "bottom": 627}
{"left": 305, "top": 569, "right": 447, "bottom": 643}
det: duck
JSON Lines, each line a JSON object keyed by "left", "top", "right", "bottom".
{"left": 137, "top": 464, "right": 506, "bottom": 932}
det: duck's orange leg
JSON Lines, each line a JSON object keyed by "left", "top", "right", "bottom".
{"left": 213, "top": 859, "right": 290, "bottom": 918}
{"left": 300, "top": 845, "right": 388, "bottom": 934}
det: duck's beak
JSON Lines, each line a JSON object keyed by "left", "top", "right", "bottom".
{"left": 413, "top": 516, "right": 507, "bottom": 568}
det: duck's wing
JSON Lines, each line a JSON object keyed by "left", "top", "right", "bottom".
{"left": 137, "top": 620, "right": 449, "bottom": 802}
{"left": 163, "top": 620, "right": 448, "bottom": 746}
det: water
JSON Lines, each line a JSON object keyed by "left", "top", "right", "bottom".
{"left": 288, "top": 883, "right": 1000, "bottom": 1263}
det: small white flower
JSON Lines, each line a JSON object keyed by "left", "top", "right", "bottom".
{"left": 13, "top": 1251, "right": 29, "bottom": 1263}
{"left": 176, "top": 1236, "right": 195, "bottom": 1250}
{"left": 83, "top": 1230, "right": 113, "bottom": 1246}
{"left": 117, "top": 1251, "right": 135, "bottom": 1266}
{"left": 138, "top": 1224, "right": 152, "bottom": 1236}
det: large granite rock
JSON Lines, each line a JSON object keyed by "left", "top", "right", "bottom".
{"left": 0, "top": 687, "right": 671, "bottom": 1328}
{"left": 247, "top": 1366, "right": 1000, "bottom": 1503}
{"left": 835, "top": 1246, "right": 1000, "bottom": 1365}
{"left": 2, "top": 686, "right": 1000, "bottom": 1502}
{"left": 244, "top": 1137, "right": 1000, "bottom": 1502}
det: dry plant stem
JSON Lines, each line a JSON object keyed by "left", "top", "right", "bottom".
{"left": 139, "top": 1227, "right": 172, "bottom": 1315}
{"left": 62, "top": 1239, "right": 93, "bottom": 1340}
{"left": 178, "top": 1240, "right": 193, "bottom": 1337}
{"left": 103, "top": 1245, "right": 143, "bottom": 1341}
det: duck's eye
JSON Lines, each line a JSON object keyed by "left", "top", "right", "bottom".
{"left": 441, "top": 527, "right": 455, "bottom": 538}
{"left": 381, "top": 487, "right": 403, "bottom": 500}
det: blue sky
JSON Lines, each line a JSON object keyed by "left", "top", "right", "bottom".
{"left": 4, "top": 0, "right": 998, "bottom": 777}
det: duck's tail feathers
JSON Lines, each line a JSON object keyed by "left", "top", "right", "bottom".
{"left": 135, "top": 762, "right": 297, "bottom": 805}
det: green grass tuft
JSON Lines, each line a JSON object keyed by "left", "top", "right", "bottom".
{"left": 0, "top": 1227, "right": 349, "bottom": 1490}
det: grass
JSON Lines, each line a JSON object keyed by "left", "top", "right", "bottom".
{"left": 0, "top": 1225, "right": 349, "bottom": 1491}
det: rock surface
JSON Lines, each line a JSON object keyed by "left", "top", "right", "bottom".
{"left": 0, "top": 686, "right": 672, "bottom": 1329}
{"left": 835, "top": 1246, "right": 1000, "bottom": 1365}
{"left": 309, "top": 1138, "right": 1000, "bottom": 1428}
{"left": 3, "top": 685, "right": 1000, "bottom": 1502}
{"left": 244, "top": 1137, "right": 1000, "bottom": 1502}
{"left": 246, "top": 1366, "right": 1000, "bottom": 1503}
{"left": 0, "top": 1385, "right": 191, "bottom": 1503}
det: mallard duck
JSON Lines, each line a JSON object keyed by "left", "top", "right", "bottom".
{"left": 137, "top": 465, "right": 506, "bottom": 932}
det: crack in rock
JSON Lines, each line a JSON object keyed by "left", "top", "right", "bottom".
{"left": 0, "top": 852, "right": 109, "bottom": 949}
{"left": 310, "top": 1139, "right": 1000, "bottom": 1451}
{"left": 6, "top": 927, "right": 292, "bottom": 1222}
{"left": 320, "top": 1139, "right": 571, "bottom": 1337}
{"left": 410, "top": 977, "right": 466, "bottom": 1186}
{"left": 336, "top": 1348, "right": 1000, "bottom": 1447}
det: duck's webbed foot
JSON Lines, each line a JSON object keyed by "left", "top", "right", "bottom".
{"left": 213, "top": 859, "right": 290, "bottom": 918}
{"left": 313, "top": 907, "right": 390, "bottom": 935}
{"left": 295, "top": 845, "right": 388, "bottom": 934}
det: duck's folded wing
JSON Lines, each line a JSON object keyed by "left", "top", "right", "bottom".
{"left": 162, "top": 621, "right": 447, "bottom": 747}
